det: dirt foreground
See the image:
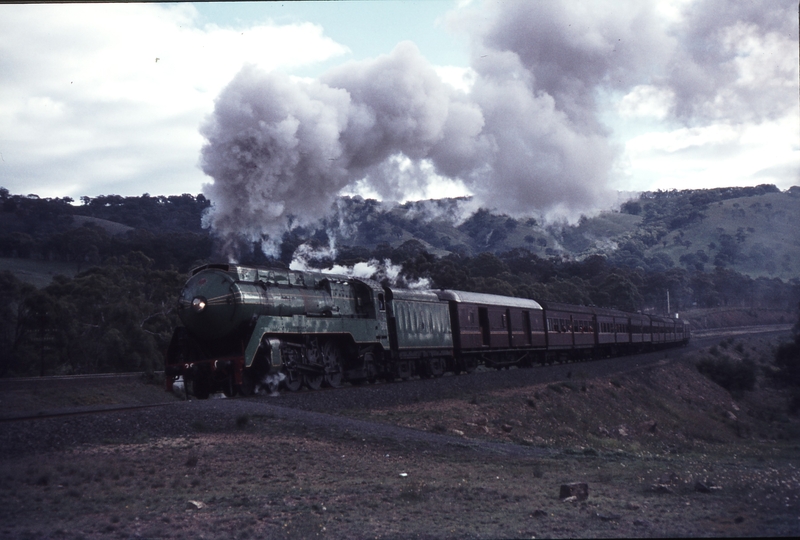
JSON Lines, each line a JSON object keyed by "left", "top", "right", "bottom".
{"left": 0, "top": 332, "right": 799, "bottom": 539}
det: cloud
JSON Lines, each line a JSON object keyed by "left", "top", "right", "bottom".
{"left": 618, "top": 85, "right": 675, "bottom": 120}
{"left": 623, "top": 115, "right": 799, "bottom": 191}
{"left": 613, "top": 0, "right": 799, "bottom": 192}
{"left": 458, "top": 0, "right": 674, "bottom": 129}
{"left": 3, "top": 0, "right": 797, "bottom": 258}
{"left": 0, "top": 3, "right": 348, "bottom": 198}
{"left": 663, "top": 0, "right": 798, "bottom": 124}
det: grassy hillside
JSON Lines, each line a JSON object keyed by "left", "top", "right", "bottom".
{"left": 72, "top": 215, "right": 134, "bottom": 236}
{"left": 327, "top": 187, "right": 799, "bottom": 281}
{"left": 650, "top": 191, "right": 800, "bottom": 280}
{"left": 0, "top": 257, "right": 78, "bottom": 288}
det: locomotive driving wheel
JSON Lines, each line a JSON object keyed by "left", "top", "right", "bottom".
{"left": 304, "top": 371, "right": 324, "bottom": 390}
{"left": 304, "top": 338, "right": 326, "bottom": 390}
{"left": 281, "top": 345, "right": 303, "bottom": 392}
{"left": 283, "top": 369, "right": 303, "bottom": 392}
{"left": 321, "top": 340, "right": 344, "bottom": 388}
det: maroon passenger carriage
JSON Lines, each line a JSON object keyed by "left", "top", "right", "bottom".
{"left": 538, "top": 302, "right": 595, "bottom": 361}
{"left": 592, "top": 307, "right": 633, "bottom": 357}
{"left": 434, "top": 290, "right": 545, "bottom": 370}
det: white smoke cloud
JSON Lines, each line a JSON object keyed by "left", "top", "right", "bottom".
{"left": 662, "top": 0, "right": 797, "bottom": 124}
{"left": 289, "top": 251, "right": 431, "bottom": 290}
{"left": 199, "top": 34, "right": 614, "bottom": 259}
{"left": 199, "top": 0, "right": 798, "bottom": 262}
{"left": 200, "top": 42, "right": 493, "bottom": 260}
{"left": 398, "top": 197, "right": 480, "bottom": 228}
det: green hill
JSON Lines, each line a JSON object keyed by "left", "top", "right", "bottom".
{"left": 649, "top": 190, "right": 799, "bottom": 280}
{"left": 0, "top": 257, "right": 78, "bottom": 288}
{"left": 322, "top": 186, "right": 799, "bottom": 281}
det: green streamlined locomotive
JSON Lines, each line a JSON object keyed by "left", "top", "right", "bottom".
{"left": 165, "top": 263, "right": 689, "bottom": 398}
{"left": 165, "top": 263, "right": 457, "bottom": 398}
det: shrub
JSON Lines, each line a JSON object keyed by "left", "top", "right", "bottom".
{"left": 696, "top": 356, "right": 756, "bottom": 396}
{"left": 774, "top": 340, "right": 800, "bottom": 387}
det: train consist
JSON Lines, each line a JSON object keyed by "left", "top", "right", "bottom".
{"left": 165, "top": 263, "right": 690, "bottom": 398}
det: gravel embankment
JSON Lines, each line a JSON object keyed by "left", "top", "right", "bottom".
{"left": 0, "top": 337, "right": 702, "bottom": 459}
{"left": 0, "top": 328, "right": 785, "bottom": 461}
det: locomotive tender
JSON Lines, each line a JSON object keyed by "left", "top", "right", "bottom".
{"left": 165, "top": 263, "right": 690, "bottom": 398}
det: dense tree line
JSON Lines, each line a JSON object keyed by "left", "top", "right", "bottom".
{"left": 0, "top": 189, "right": 212, "bottom": 271}
{"left": 0, "top": 254, "right": 183, "bottom": 377}
{"left": 1, "top": 187, "right": 797, "bottom": 376}
{"left": 0, "top": 190, "right": 209, "bottom": 376}
{"left": 331, "top": 242, "right": 800, "bottom": 314}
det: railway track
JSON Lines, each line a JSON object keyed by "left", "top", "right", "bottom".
{"left": 0, "top": 371, "right": 160, "bottom": 391}
{"left": 0, "top": 324, "right": 791, "bottom": 424}
{"left": 690, "top": 323, "right": 792, "bottom": 339}
{"left": 0, "top": 401, "right": 178, "bottom": 424}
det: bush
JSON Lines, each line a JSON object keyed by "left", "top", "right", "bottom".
{"left": 774, "top": 340, "right": 800, "bottom": 387}
{"left": 696, "top": 356, "right": 756, "bottom": 396}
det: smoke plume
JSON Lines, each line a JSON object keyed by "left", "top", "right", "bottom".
{"left": 289, "top": 241, "right": 432, "bottom": 290}
{"left": 199, "top": 0, "right": 797, "bottom": 261}
{"left": 662, "top": 0, "right": 797, "bottom": 123}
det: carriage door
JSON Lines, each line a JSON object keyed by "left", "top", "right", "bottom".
{"left": 479, "top": 307, "right": 490, "bottom": 347}
{"left": 384, "top": 288, "right": 399, "bottom": 353}
{"left": 504, "top": 309, "right": 513, "bottom": 346}
{"left": 522, "top": 310, "right": 532, "bottom": 345}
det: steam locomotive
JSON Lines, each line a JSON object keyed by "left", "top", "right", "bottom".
{"left": 165, "top": 263, "right": 690, "bottom": 398}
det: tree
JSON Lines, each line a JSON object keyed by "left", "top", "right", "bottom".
{"left": 429, "top": 257, "right": 469, "bottom": 289}
{"left": 467, "top": 252, "right": 509, "bottom": 278}
{"left": 775, "top": 303, "right": 800, "bottom": 385}
{"left": 7, "top": 254, "right": 186, "bottom": 375}
{"left": 592, "top": 272, "right": 642, "bottom": 312}
{"left": 0, "top": 272, "right": 35, "bottom": 376}
{"left": 621, "top": 200, "right": 642, "bottom": 215}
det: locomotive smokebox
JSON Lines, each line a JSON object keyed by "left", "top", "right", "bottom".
{"left": 176, "top": 265, "right": 339, "bottom": 342}
{"left": 177, "top": 268, "right": 267, "bottom": 340}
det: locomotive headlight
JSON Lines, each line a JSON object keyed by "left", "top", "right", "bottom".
{"left": 191, "top": 297, "right": 207, "bottom": 313}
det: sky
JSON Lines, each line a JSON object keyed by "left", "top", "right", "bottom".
{"left": 0, "top": 0, "right": 798, "bottom": 248}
